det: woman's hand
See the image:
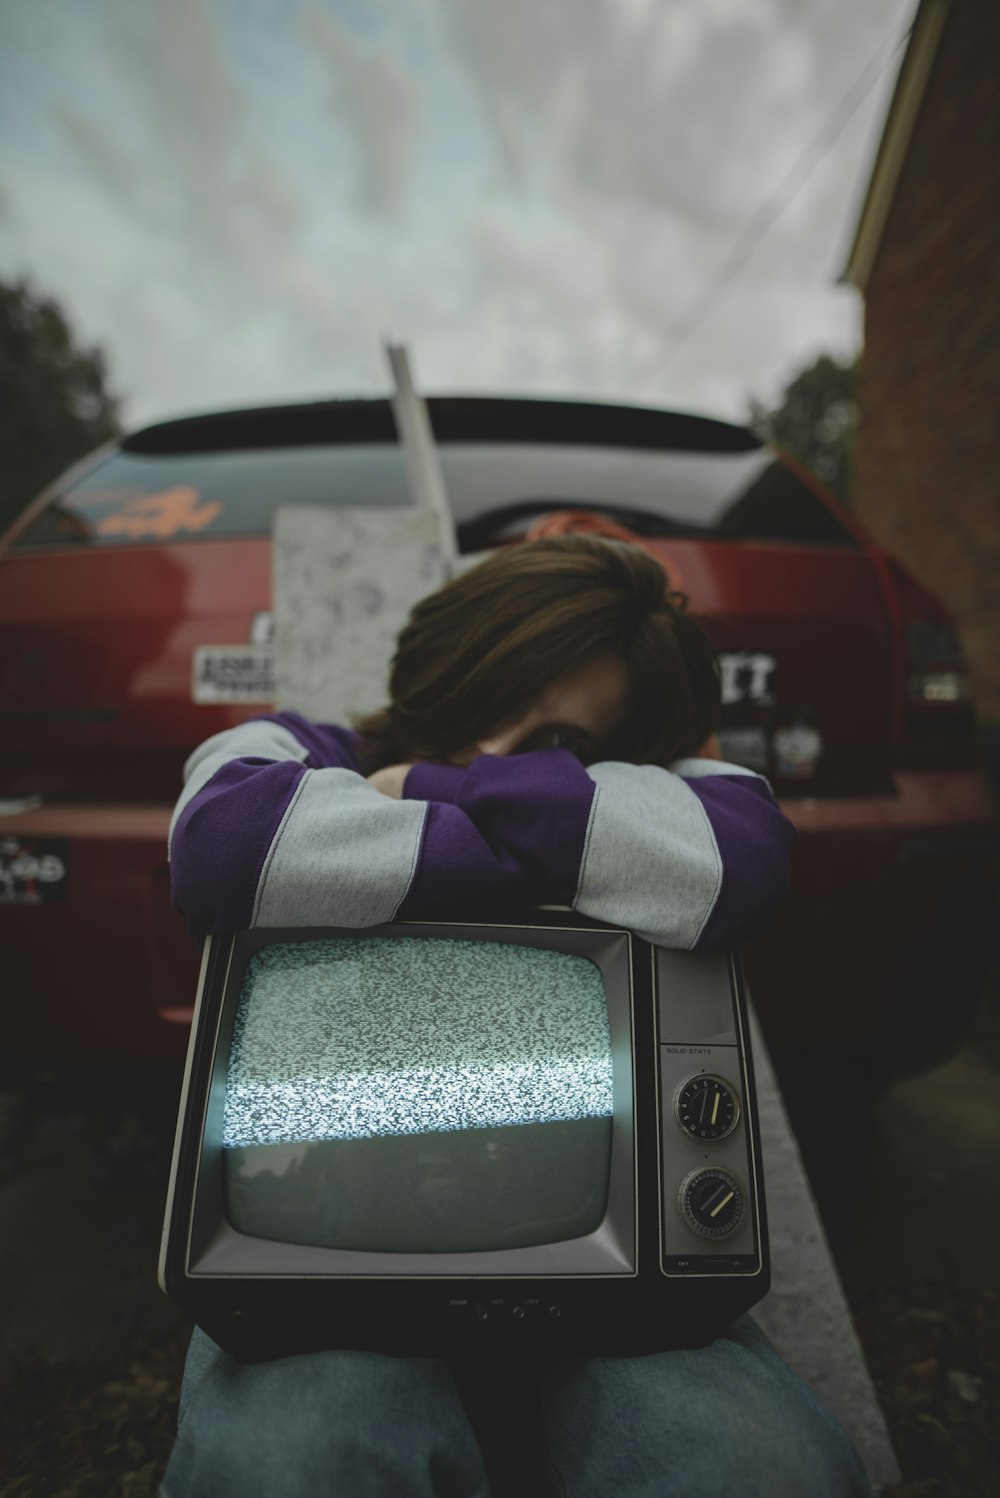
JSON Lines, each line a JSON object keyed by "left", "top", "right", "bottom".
{"left": 366, "top": 763, "right": 415, "bottom": 798}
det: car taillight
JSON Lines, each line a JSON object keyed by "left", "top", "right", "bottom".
{"left": 883, "top": 559, "right": 979, "bottom": 768}
{"left": 907, "top": 621, "right": 973, "bottom": 707}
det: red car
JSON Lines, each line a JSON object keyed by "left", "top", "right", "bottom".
{"left": 1, "top": 396, "right": 995, "bottom": 1085}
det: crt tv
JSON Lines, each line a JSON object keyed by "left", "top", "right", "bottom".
{"left": 159, "top": 912, "right": 769, "bottom": 1361}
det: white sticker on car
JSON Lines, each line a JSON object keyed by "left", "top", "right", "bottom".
{"left": 0, "top": 835, "right": 68, "bottom": 903}
{"left": 717, "top": 727, "right": 770, "bottom": 773}
{"left": 192, "top": 646, "right": 275, "bottom": 704}
{"left": 249, "top": 611, "right": 275, "bottom": 646}
{"left": 719, "top": 652, "right": 777, "bottom": 705}
{"left": 773, "top": 722, "right": 824, "bottom": 779}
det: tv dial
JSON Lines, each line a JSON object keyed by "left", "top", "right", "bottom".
{"left": 678, "top": 1167, "right": 746, "bottom": 1239}
{"left": 673, "top": 1073, "right": 740, "bottom": 1142}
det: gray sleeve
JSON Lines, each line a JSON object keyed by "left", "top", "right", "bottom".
{"left": 168, "top": 718, "right": 426, "bottom": 930}
{"left": 573, "top": 761, "right": 724, "bottom": 948}
{"left": 252, "top": 768, "right": 426, "bottom": 928}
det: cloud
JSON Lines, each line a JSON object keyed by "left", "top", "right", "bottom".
{"left": 51, "top": 103, "right": 143, "bottom": 212}
{"left": 45, "top": 1, "right": 352, "bottom": 348}
{"left": 298, "top": 5, "right": 423, "bottom": 218}
{"left": 429, "top": 0, "right": 906, "bottom": 401}
{"left": 97, "top": 0, "right": 307, "bottom": 290}
{"left": 433, "top": 0, "right": 815, "bottom": 220}
{"left": 0, "top": 0, "right": 911, "bottom": 429}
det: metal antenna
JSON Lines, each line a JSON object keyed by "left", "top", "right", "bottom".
{"left": 384, "top": 340, "right": 458, "bottom": 576}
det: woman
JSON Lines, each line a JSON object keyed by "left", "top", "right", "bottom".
{"left": 170, "top": 535, "right": 791, "bottom": 951}
{"left": 162, "top": 536, "right": 873, "bottom": 1497}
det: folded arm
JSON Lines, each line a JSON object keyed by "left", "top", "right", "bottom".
{"left": 406, "top": 753, "right": 796, "bottom": 949}
{"left": 167, "top": 714, "right": 555, "bottom": 937}
{"left": 169, "top": 712, "right": 795, "bottom": 948}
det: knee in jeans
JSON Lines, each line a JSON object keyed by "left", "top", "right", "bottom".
{"left": 163, "top": 1351, "right": 489, "bottom": 1498}
{"left": 703, "top": 1375, "right": 871, "bottom": 1498}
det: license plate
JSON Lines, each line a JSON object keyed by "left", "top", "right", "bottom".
{"left": 0, "top": 835, "right": 69, "bottom": 904}
{"left": 192, "top": 645, "right": 275, "bottom": 704}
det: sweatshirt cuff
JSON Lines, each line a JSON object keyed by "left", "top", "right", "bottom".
{"left": 403, "top": 761, "right": 467, "bottom": 804}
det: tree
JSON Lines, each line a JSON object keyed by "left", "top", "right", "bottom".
{"left": 0, "top": 277, "right": 122, "bottom": 535}
{"left": 749, "top": 353, "right": 857, "bottom": 506}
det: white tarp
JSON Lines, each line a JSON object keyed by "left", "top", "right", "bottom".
{"left": 273, "top": 343, "right": 454, "bottom": 724}
{"left": 273, "top": 503, "right": 448, "bottom": 724}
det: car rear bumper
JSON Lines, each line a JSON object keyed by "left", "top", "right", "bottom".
{"left": 1, "top": 770, "right": 997, "bottom": 1064}
{"left": 0, "top": 802, "right": 198, "bottom": 1063}
{"left": 751, "top": 770, "right": 999, "bottom": 1057}
{"left": 780, "top": 769, "right": 997, "bottom": 837}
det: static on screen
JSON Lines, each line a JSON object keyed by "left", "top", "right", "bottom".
{"left": 222, "top": 937, "right": 615, "bottom": 1253}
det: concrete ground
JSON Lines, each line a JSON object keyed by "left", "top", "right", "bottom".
{"left": 1, "top": 1018, "right": 999, "bottom": 1496}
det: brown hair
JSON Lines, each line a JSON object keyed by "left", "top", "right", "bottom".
{"left": 355, "top": 535, "right": 720, "bottom": 770}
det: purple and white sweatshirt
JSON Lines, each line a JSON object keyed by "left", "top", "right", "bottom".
{"left": 168, "top": 711, "right": 796, "bottom": 949}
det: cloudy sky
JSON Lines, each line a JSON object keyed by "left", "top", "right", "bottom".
{"left": 0, "top": 0, "right": 914, "bottom": 430}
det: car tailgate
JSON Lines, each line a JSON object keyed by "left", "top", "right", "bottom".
{"left": 643, "top": 537, "right": 893, "bottom": 796}
{"left": 0, "top": 538, "right": 272, "bottom": 802}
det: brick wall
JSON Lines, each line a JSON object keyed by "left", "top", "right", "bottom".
{"left": 856, "top": 0, "right": 1000, "bottom": 720}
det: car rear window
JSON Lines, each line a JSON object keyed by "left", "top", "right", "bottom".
{"left": 12, "top": 441, "right": 852, "bottom": 550}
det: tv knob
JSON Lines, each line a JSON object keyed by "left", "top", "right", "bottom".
{"left": 678, "top": 1167, "right": 745, "bottom": 1238}
{"left": 673, "top": 1074, "right": 740, "bottom": 1141}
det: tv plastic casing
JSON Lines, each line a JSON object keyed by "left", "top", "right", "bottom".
{"left": 159, "top": 912, "right": 769, "bottom": 1361}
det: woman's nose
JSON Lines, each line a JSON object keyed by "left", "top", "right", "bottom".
{"left": 473, "top": 725, "right": 525, "bottom": 758}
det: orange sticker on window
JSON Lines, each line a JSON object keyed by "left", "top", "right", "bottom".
{"left": 96, "top": 487, "right": 223, "bottom": 540}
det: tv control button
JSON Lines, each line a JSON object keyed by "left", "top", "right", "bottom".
{"left": 678, "top": 1166, "right": 745, "bottom": 1238}
{"left": 549, "top": 1305, "right": 562, "bottom": 1319}
{"left": 512, "top": 1305, "right": 526, "bottom": 1320}
{"left": 474, "top": 1302, "right": 489, "bottom": 1320}
{"left": 673, "top": 1073, "right": 740, "bottom": 1142}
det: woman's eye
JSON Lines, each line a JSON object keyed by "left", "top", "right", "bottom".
{"left": 552, "top": 731, "right": 588, "bottom": 759}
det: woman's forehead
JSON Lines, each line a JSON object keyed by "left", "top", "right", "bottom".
{"left": 528, "top": 652, "right": 632, "bottom": 730}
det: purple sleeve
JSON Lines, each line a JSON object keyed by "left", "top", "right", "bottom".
{"left": 251, "top": 711, "right": 364, "bottom": 771}
{"left": 170, "top": 757, "right": 307, "bottom": 933}
{"left": 684, "top": 773, "right": 796, "bottom": 948}
{"left": 402, "top": 751, "right": 598, "bottom": 912}
{"left": 169, "top": 714, "right": 364, "bottom": 935}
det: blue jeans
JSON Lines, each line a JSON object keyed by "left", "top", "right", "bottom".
{"left": 160, "top": 1317, "right": 875, "bottom": 1497}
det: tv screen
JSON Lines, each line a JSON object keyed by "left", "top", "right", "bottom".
{"left": 222, "top": 936, "right": 615, "bottom": 1254}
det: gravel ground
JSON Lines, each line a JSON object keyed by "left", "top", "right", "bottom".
{"left": 1, "top": 1001, "right": 998, "bottom": 1497}
{"left": 834, "top": 1044, "right": 1000, "bottom": 1498}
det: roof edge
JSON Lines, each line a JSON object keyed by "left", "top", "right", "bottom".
{"left": 842, "top": 0, "right": 951, "bottom": 293}
{"left": 122, "top": 395, "right": 761, "bottom": 457}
